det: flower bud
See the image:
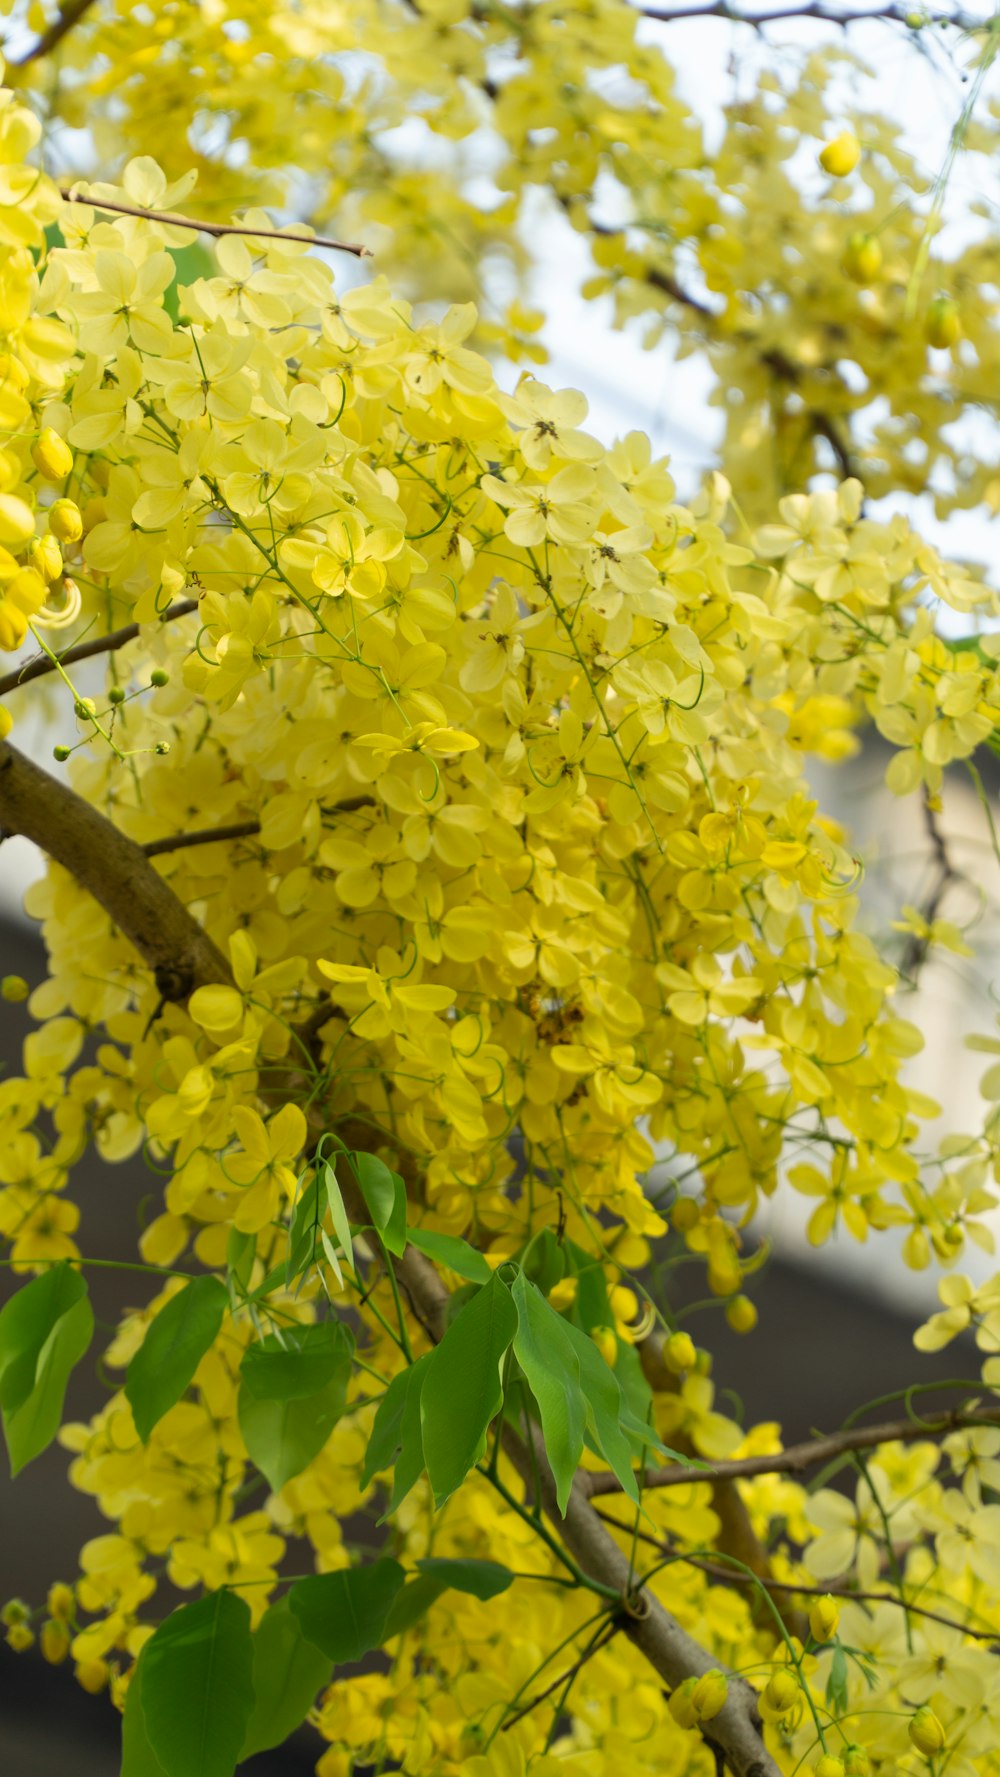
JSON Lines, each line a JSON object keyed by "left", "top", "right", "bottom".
{"left": 32, "top": 427, "right": 73, "bottom": 481}
{"left": 690, "top": 1669, "right": 728, "bottom": 1722}
{"left": 844, "top": 1748, "right": 870, "bottom": 1777}
{"left": 925, "top": 297, "right": 960, "bottom": 350}
{"left": 47, "top": 1582, "right": 75, "bottom": 1621}
{"left": 808, "top": 1594, "right": 840, "bottom": 1643}
{"left": 667, "top": 1677, "right": 699, "bottom": 1729}
{"left": 547, "top": 1277, "right": 578, "bottom": 1311}
{"left": 6, "top": 1621, "right": 34, "bottom": 1651}
{"left": 671, "top": 1196, "right": 699, "bottom": 1233}
{"left": 53, "top": 744, "right": 71, "bottom": 762}
{"left": 149, "top": 668, "right": 170, "bottom": 687}
{"left": 591, "top": 1325, "right": 618, "bottom": 1367}
{"left": 842, "top": 232, "right": 882, "bottom": 284}
{"left": 819, "top": 132, "right": 861, "bottom": 177}
{"left": 909, "top": 1708, "right": 946, "bottom": 1757}
{"left": 108, "top": 684, "right": 126, "bottom": 705}
{"left": 40, "top": 1618, "right": 71, "bottom": 1664}
{"left": 48, "top": 497, "right": 84, "bottom": 543}
{"left": 763, "top": 1670, "right": 800, "bottom": 1715}
{"left": 814, "top": 1759, "right": 845, "bottom": 1777}
{"left": 75, "top": 1658, "right": 110, "bottom": 1695}
{"left": 1, "top": 1598, "right": 29, "bottom": 1625}
{"left": 1, "top": 975, "right": 28, "bottom": 1002}
{"left": 28, "top": 533, "right": 63, "bottom": 581}
{"left": 664, "top": 1330, "right": 697, "bottom": 1374}
{"left": 726, "top": 1294, "right": 757, "bottom": 1334}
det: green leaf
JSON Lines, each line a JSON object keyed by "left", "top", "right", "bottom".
{"left": 289, "top": 1559, "right": 406, "bottom": 1663}
{"left": 407, "top": 1227, "right": 491, "bottom": 1284}
{"left": 384, "top": 1558, "right": 513, "bottom": 1642}
{"left": 141, "top": 1591, "right": 255, "bottom": 1777}
{"left": 352, "top": 1152, "right": 407, "bottom": 1256}
{"left": 0, "top": 1263, "right": 94, "bottom": 1477}
{"left": 511, "top": 1272, "right": 586, "bottom": 1514}
{"left": 125, "top": 1276, "right": 228, "bottom": 1444}
{"left": 323, "top": 1161, "right": 355, "bottom": 1278}
{"left": 240, "top": 1596, "right": 332, "bottom": 1759}
{"left": 163, "top": 242, "right": 214, "bottom": 322}
{"left": 121, "top": 1657, "right": 167, "bottom": 1777}
{"left": 560, "top": 1314, "right": 644, "bottom": 1503}
{"left": 238, "top": 1324, "right": 353, "bottom": 1492}
{"left": 826, "top": 1640, "right": 849, "bottom": 1714}
{"left": 285, "top": 1172, "right": 322, "bottom": 1289}
{"left": 420, "top": 1272, "right": 517, "bottom": 1506}
{"left": 360, "top": 1352, "right": 431, "bottom": 1515}
{"left": 226, "top": 1227, "right": 256, "bottom": 1299}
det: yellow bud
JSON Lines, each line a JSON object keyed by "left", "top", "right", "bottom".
{"left": 547, "top": 1277, "right": 578, "bottom": 1311}
{"left": 725, "top": 1294, "right": 758, "bottom": 1334}
{"left": 40, "top": 1618, "right": 71, "bottom": 1664}
{"left": 667, "top": 1676, "right": 699, "bottom": 1729}
{"left": 0, "top": 705, "right": 11, "bottom": 739}
{"left": 664, "top": 1330, "right": 697, "bottom": 1374}
{"left": 808, "top": 1594, "right": 840, "bottom": 1643}
{"left": 48, "top": 497, "right": 84, "bottom": 543}
{"left": 763, "top": 1670, "right": 800, "bottom": 1715}
{"left": 1, "top": 1598, "right": 29, "bottom": 1625}
{"left": 925, "top": 296, "right": 961, "bottom": 350}
{"left": 0, "top": 596, "right": 28, "bottom": 651}
{"left": 819, "top": 132, "right": 861, "bottom": 177}
{"left": 47, "top": 1582, "right": 75, "bottom": 1621}
{"left": 844, "top": 1749, "right": 870, "bottom": 1777}
{"left": 671, "top": 1196, "right": 699, "bottom": 1233}
{"left": 75, "top": 1658, "right": 110, "bottom": 1695}
{"left": 2, "top": 975, "right": 29, "bottom": 1001}
{"left": 690, "top": 1669, "right": 728, "bottom": 1722}
{"left": 814, "top": 1759, "right": 845, "bottom": 1777}
{"left": 32, "top": 426, "right": 73, "bottom": 481}
{"left": 591, "top": 1324, "right": 618, "bottom": 1367}
{"left": 909, "top": 1707, "right": 946, "bottom": 1757}
{"left": 842, "top": 232, "right": 882, "bottom": 284}
{"left": 7, "top": 567, "right": 46, "bottom": 616}
{"left": 28, "top": 532, "right": 63, "bottom": 582}
{"left": 6, "top": 1621, "right": 34, "bottom": 1652}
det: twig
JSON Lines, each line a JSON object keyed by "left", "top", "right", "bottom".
{"left": 584, "top": 1404, "right": 1000, "bottom": 1496}
{"left": 143, "top": 820, "right": 262, "bottom": 857}
{"left": 635, "top": 2, "right": 990, "bottom": 30}
{"left": 592, "top": 1511, "right": 1000, "bottom": 1640}
{"left": 57, "top": 187, "right": 372, "bottom": 258}
{"left": 0, "top": 600, "right": 199, "bottom": 701}
{"left": 11, "top": 0, "right": 97, "bottom": 63}
{"left": 500, "top": 1620, "right": 621, "bottom": 1732}
{"left": 899, "top": 788, "right": 965, "bottom": 979}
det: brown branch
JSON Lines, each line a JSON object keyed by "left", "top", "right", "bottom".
{"left": 0, "top": 600, "right": 199, "bottom": 701}
{"left": 593, "top": 1511, "right": 1000, "bottom": 1640}
{"left": 0, "top": 739, "right": 229, "bottom": 1000}
{"left": 899, "top": 788, "right": 965, "bottom": 979}
{"left": 585, "top": 1404, "right": 1000, "bottom": 1496}
{"left": 142, "top": 820, "right": 262, "bottom": 857}
{"left": 635, "top": 2, "right": 989, "bottom": 30}
{"left": 58, "top": 188, "right": 371, "bottom": 259}
{"left": 12, "top": 0, "right": 97, "bottom": 63}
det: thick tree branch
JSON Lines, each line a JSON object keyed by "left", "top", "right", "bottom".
{"left": 11, "top": 0, "right": 98, "bottom": 63}
{"left": 0, "top": 600, "right": 199, "bottom": 701}
{"left": 585, "top": 1404, "right": 1000, "bottom": 1496}
{"left": 58, "top": 188, "right": 372, "bottom": 259}
{"left": 0, "top": 738, "right": 229, "bottom": 998}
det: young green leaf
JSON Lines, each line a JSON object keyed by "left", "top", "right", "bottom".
{"left": 352, "top": 1151, "right": 407, "bottom": 1256}
{"left": 511, "top": 1271, "right": 586, "bottom": 1514}
{"left": 420, "top": 1271, "right": 517, "bottom": 1505}
{"left": 141, "top": 1590, "right": 255, "bottom": 1777}
{"left": 237, "top": 1323, "right": 354, "bottom": 1492}
{"left": 0, "top": 1262, "right": 94, "bottom": 1477}
{"left": 120, "top": 1656, "right": 167, "bottom": 1777}
{"left": 360, "top": 1351, "right": 431, "bottom": 1515}
{"left": 289, "top": 1559, "right": 406, "bottom": 1662}
{"left": 322, "top": 1161, "right": 355, "bottom": 1278}
{"left": 383, "top": 1558, "right": 513, "bottom": 1641}
{"left": 285, "top": 1170, "right": 322, "bottom": 1288}
{"left": 239, "top": 1595, "right": 332, "bottom": 1760}
{"left": 407, "top": 1227, "right": 491, "bottom": 1284}
{"left": 560, "top": 1314, "right": 644, "bottom": 1503}
{"left": 125, "top": 1276, "right": 228, "bottom": 1444}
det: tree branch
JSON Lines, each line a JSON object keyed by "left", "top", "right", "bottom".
{"left": 0, "top": 600, "right": 199, "bottom": 701}
{"left": 634, "top": 2, "right": 989, "bottom": 31}
{"left": 142, "top": 820, "right": 262, "bottom": 857}
{"left": 0, "top": 738, "right": 229, "bottom": 999}
{"left": 11, "top": 0, "right": 98, "bottom": 63}
{"left": 585, "top": 1404, "right": 1000, "bottom": 1496}
{"left": 899, "top": 788, "right": 965, "bottom": 979}
{"left": 58, "top": 188, "right": 372, "bottom": 259}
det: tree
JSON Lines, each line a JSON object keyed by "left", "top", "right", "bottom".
{"left": 0, "top": 2, "right": 999, "bottom": 1774}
